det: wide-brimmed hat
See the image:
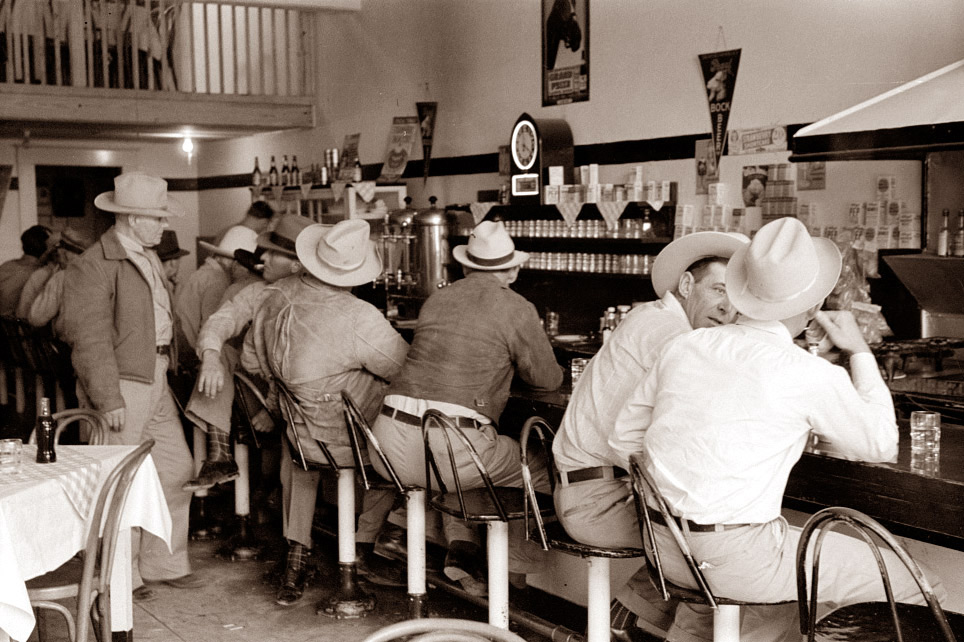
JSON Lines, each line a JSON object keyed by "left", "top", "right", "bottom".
{"left": 154, "top": 230, "right": 190, "bottom": 261}
{"left": 296, "top": 219, "right": 381, "bottom": 287}
{"left": 58, "top": 228, "right": 94, "bottom": 255}
{"left": 199, "top": 226, "right": 258, "bottom": 259}
{"left": 94, "top": 172, "right": 185, "bottom": 218}
{"left": 651, "top": 231, "right": 750, "bottom": 297}
{"left": 257, "top": 214, "right": 313, "bottom": 258}
{"left": 726, "top": 217, "right": 842, "bottom": 321}
{"left": 453, "top": 221, "right": 529, "bottom": 271}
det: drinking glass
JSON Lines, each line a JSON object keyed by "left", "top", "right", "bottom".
{"left": 0, "top": 438, "right": 23, "bottom": 475}
{"left": 910, "top": 411, "right": 941, "bottom": 460}
{"left": 570, "top": 358, "right": 589, "bottom": 385}
{"left": 805, "top": 321, "right": 827, "bottom": 355}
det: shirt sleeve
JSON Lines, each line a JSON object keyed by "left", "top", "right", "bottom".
{"left": 354, "top": 305, "right": 409, "bottom": 382}
{"left": 509, "top": 300, "right": 564, "bottom": 391}
{"left": 197, "top": 282, "right": 263, "bottom": 356}
{"left": 608, "top": 353, "right": 660, "bottom": 469}
{"left": 16, "top": 265, "right": 55, "bottom": 320}
{"left": 27, "top": 269, "right": 63, "bottom": 327}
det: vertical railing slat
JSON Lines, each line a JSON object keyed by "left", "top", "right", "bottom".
{"left": 117, "top": 0, "right": 127, "bottom": 89}
{"left": 52, "top": 3, "right": 63, "bottom": 86}
{"left": 4, "top": 5, "right": 13, "bottom": 84}
{"left": 99, "top": 0, "right": 109, "bottom": 88}
{"left": 67, "top": 0, "right": 86, "bottom": 86}
{"left": 159, "top": 0, "right": 169, "bottom": 90}
{"left": 84, "top": 0, "right": 94, "bottom": 87}
{"left": 131, "top": 0, "right": 141, "bottom": 90}
{"left": 216, "top": 3, "right": 223, "bottom": 93}
{"left": 38, "top": 3, "right": 48, "bottom": 85}
{"left": 232, "top": 5, "right": 238, "bottom": 95}
{"left": 188, "top": 1, "right": 196, "bottom": 92}
{"left": 202, "top": 1, "right": 209, "bottom": 93}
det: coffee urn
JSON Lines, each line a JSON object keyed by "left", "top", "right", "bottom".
{"left": 413, "top": 196, "right": 452, "bottom": 297}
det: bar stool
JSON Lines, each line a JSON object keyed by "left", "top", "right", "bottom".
{"left": 0, "top": 315, "right": 30, "bottom": 414}
{"left": 519, "top": 417, "right": 646, "bottom": 642}
{"left": 277, "top": 382, "right": 375, "bottom": 619}
{"left": 341, "top": 391, "right": 429, "bottom": 619}
{"left": 628, "top": 452, "right": 794, "bottom": 642}
{"left": 421, "top": 409, "right": 552, "bottom": 630}
{"left": 796, "top": 506, "right": 963, "bottom": 642}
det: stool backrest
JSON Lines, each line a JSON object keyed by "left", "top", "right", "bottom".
{"left": 628, "top": 451, "right": 719, "bottom": 608}
{"left": 420, "top": 409, "right": 508, "bottom": 522}
{"left": 519, "top": 416, "right": 556, "bottom": 551}
{"left": 28, "top": 408, "right": 109, "bottom": 445}
{"left": 341, "top": 390, "right": 405, "bottom": 493}
{"left": 233, "top": 371, "right": 275, "bottom": 449}
{"left": 275, "top": 379, "right": 342, "bottom": 471}
{"left": 796, "top": 506, "right": 955, "bottom": 642}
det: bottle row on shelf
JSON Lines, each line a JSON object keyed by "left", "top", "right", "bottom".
{"left": 251, "top": 148, "right": 362, "bottom": 189}
{"left": 504, "top": 217, "right": 658, "bottom": 240}
{"left": 525, "top": 251, "right": 653, "bottom": 275}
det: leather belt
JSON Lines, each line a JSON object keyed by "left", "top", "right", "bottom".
{"left": 380, "top": 405, "right": 483, "bottom": 430}
{"left": 644, "top": 506, "right": 756, "bottom": 533}
{"left": 156, "top": 344, "right": 171, "bottom": 356}
{"left": 556, "top": 465, "right": 628, "bottom": 487}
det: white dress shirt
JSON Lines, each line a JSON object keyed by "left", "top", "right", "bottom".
{"left": 613, "top": 318, "right": 897, "bottom": 526}
{"left": 553, "top": 291, "right": 692, "bottom": 471}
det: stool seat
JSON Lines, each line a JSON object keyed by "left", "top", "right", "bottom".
{"left": 430, "top": 487, "right": 553, "bottom": 522}
{"left": 541, "top": 521, "right": 645, "bottom": 559}
{"left": 642, "top": 557, "right": 794, "bottom": 607}
{"left": 813, "top": 602, "right": 964, "bottom": 642}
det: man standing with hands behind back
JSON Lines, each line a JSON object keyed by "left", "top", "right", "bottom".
{"left": 62, "top": 172, "right": 201, "bottom": 602}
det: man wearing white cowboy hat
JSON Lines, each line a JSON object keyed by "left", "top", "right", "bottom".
{"left": 551, "top": 229, "right": 748, "bottom": 640}
{"left": 624, "top": 217, "right": 945, "bottom": 642}
{"left": 242, "top": 218, "right": 409, "bottom": 606}
{"left": 62, "top": 171, "right": 203, "bottom": 600}
{"left": 369, "top": 220, "right": 563, "bottom": 596}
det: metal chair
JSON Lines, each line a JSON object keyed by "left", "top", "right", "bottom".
{"left": 27, "top": 440, "right": 155, "bottom": 642}
{"left": 796, "top": 506, "right": 962, "bottom": 642}
{"left": 342, "top": 390, "right": 428, "bottom": 618}
{"left": 362, "top": 617, "right": 527, "bottom": 642}
{"left": 628, "top": 451, "right": 794, "bottom": 642}
{"left": 519, "top": 417, "right": 645, "bottom": 642}
{"left": 27, "top": 408, "right": 109, "bottom": 445}
{"left": 421, "top": 409, "right": 549, "bottom": 629}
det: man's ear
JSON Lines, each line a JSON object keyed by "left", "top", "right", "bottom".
{"left": 677, "top": 271, "right": 695, "bottom": 299}
{"left": 290, "top": 261, "right": 302, "bottom": 274}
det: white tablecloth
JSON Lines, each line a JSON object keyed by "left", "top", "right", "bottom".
{"left": 0, "top": 445, "right": 172, "bottom": 642}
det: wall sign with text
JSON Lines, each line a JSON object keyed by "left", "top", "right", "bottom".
{"left": 543, "top": 0, "right": 589, "bottom": 106}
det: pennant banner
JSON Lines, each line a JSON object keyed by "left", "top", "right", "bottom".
{"left": 416, "top": 102, "right": 438, "bottom": 184}
{"left": 698, "top": 48, "right": 741, "bottom": 167}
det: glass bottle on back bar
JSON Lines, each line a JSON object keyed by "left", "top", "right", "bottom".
{"left": 281, "top": 156, "right": 291, "bottom": 186}
{"left": 954, "top": 209, "right": 964, "bottom": 257}
{"left": 251, "top": 157, "right": 262, "bottom": 187}
{"left": 35, "top": 397, "right": 56, "bottom": 463}
{"left": 937, "top": 209, "right": 950, "bottom": 257}
{"left": 291, "top": 156, "right": 301, "bottom": 185}
{"left": 268, "top": 156, "right": 279, "bottom": 186}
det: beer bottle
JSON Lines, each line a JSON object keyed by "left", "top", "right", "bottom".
{"left": 268, "top": 156, "right": 279, "bottom": 186}
{"left": 955, "top": 210, "right": 964, "bottom": 258}
{"left": 291, "top": 155, "right": 301, "bottom": 185}
{"left": 353, "top": 159, "right": 363, "bottom": 183}
{"left": 35, "top": 397, "right": 56, "bottom": 463}
{"left": 251, "top": 157, "right": 262, "bottom": 187}
{"left": 937, "top": 209, "right": 950, "bottom": 257}
{"left": 281, "top": 155, "right": 291, "bottom": 186}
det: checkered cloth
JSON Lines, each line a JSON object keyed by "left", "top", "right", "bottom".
{"left": 597, "top": 201, "right": 628, "bottom": 231}
{"left": 0, "top": 444, "right": 102, "bottom": 518}
{"left": 469, "top": 202, "right": 498, "bottom": 225}
{"left": 354, "top": 180, "right": 377, "bottom": 203}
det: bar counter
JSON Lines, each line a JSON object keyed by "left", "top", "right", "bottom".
{"left": 501, "top": 380, "right": 964, "bottom": 552}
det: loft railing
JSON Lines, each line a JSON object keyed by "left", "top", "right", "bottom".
{"left": 0, "top": 0, "right": 313, "bottom": 97}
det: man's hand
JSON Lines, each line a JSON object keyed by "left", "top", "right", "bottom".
{"left": 197, "top": 349, "right": 224, "bottom": 398}
{"left": 251, "top": 408, "right": 276, "bottom": 433}
{"left": 104, "top": 407, "right": 126, "bottom": 432}
{"left": 814, "top": 310, "right": 871, "bottom": 355}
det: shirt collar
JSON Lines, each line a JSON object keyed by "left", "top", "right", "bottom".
{"left": 465, "top": 271, "right": 509, "bottom": 289}
{"left": 735, "top": 317, "right": 795, "bottom": 342}
{"left": 115, "top": 227, "right": 146, "bottom": 254}
{"left": 661, "top": 290, "right": 691, "bottom": 326}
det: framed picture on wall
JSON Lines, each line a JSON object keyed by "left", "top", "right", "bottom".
{"left": 542, "top": 0, "right": 589, "bottom": 106}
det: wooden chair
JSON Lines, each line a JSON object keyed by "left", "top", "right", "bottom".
{"left": 27, "top": 440, "right": 155, "bottom": 642}
{"left": 519, "top": 417, "right": 645, "bottom": 642}
{"left": 628, "top": 451, "right": 794, "bottom": 642}
{"left": 796, "top": 506, "right": 964, "bottom": 642}
{"left": 421, "top": 409, "right": 551, "bottom": 629}
{"left": 362, "top": 617, "right": 527, "bottom": 642}
{"left": 28, "top": 408, "right": 109, "bottom": 445}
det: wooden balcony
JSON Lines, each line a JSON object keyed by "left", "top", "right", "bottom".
{"left": 0, "top": 0, "right": 319, "bottom": 140}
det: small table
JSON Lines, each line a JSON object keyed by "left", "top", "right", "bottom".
{"left": 0, "top": 445, "right": 172, "bottom": 642}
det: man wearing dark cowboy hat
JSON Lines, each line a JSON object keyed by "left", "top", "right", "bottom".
{"left": 155, "top": 230, "right": 191, "bottom": 287}
{"left": 0, "top": 224, "right": 57, "bottom": 316}
{"left": 627, "top": 217, "right": 946, "bottom": 642}
{"left": 181, "top": 213, "right": 312, "bottom": 491}
{"left": 241, "top": 218, "right": 409, "bottom": 606}
{"left": 61, "top": 171, "right": 203, "bottom": 601}
{"left": 551, "top": 230, "right": 748, "bottom": 640}
{"left": 370, "top": 220, "right": 563, "bottom": 596}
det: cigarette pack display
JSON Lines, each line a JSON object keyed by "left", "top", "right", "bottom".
{"left": 848, "top": 202, "right": 864, "bottom": 226}
{"left": 579, "top": 166, "right": 590, "bottom": 185}
{"left": 708, "top": 182, "right": 727, "bottom": 205}
{"left": 589, "top": 164, "right": 600, "bottom": 185}
{"left": 645, "top": 181, "right": 657, "bottom": 202}
{"left": 600, "top": 184, "right": 615, "bottom": 201}
{"left": 876, "top": 175, "right": 897, "bottom": 201}
{"left": 548, "top": 166, "right": 565, "bottom": 186}
{"left": 863, "top": 201, "right": 882, "bottom": 228}
{"left": 544, "top": 185, "right": 560, "bottom": 205}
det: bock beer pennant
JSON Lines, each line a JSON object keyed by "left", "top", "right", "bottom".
{"left": 698, "top": 48, "right": 741, "bottom": 167}
{"left": 416, "top": 102, "right": 438, "bottom": 184}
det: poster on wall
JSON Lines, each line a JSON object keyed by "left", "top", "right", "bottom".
{"left": 742, "top": 165, "right": 768, "bottom": 207}
{"left": 727, "top": 126, "right": 786, "bottom": 155}
{"left": 336, "top": 133, "right": 361, "bottom": 182}
{"left": 542, "top": 0, "right": 589, "bottom": 106}
{"left": 694, "top": 139, "right": 720, "bottom": 195}
{"left": 417, "top": 102, "right": 438, "bottom": 184}
{"left": 797, "top": 161, "right": 827, "bottom": 190}
{"left": 698, "top": 48, "right": 741, "bottom": 167}
{"left": 378, "top": 116, "right": 420, "bottom": 183}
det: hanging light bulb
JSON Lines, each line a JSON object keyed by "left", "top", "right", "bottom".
{"left": 181, "top": 136, "right": 194, "bottom": 165}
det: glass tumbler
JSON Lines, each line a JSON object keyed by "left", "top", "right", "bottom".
{"left": 910, "top": 411, "right": 941, "bottom": 460}
{"left": 0, "top": 438, "right": 24, "bottom": 475}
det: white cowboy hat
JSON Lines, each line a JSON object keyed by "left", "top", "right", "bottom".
{"left": 198, "top": 226, "right": 258, "bottom": 259}
{"left": 94, "top": 172, "right": 185, "bottom": 218}
{"left": 725, "top": 217, "right": 842, "bottom": 321}
{"left": 453, "top": 221, "right": 529, "bottom": 271}
{"left": 296, "top": 219, "right": 382, "bottom": 287}
{"left": 651, "top": 231, "right": 750, "bottom": 297}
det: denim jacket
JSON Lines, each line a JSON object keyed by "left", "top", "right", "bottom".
{"left": 388, "top": 272, "right": 563, "bottom": 423}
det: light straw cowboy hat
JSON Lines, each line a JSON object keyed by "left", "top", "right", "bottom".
{"left": 257, "top": 214, "right": 314, "bottom": 258}
{"left": 651, "top": 231, "right": 750, "bottom": 297}
{"left": 453, "top": 221, "right": 529, "bottom": 271}
{"left": 296, "top": 219, "right": 382, "bottom": 287}
{"left": 199, "top": 226, "right": 258, "bottom": 259}
{"left": 94, "top": 172, "right": 185, "bottom": 218}
{"left": 725, "top": 217, "right": 842, "bottom": 321}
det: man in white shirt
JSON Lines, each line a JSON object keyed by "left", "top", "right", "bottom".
{"left": 552, "top": 230, "right": 748, "bottom": 640}
{"left": 625, "top": 217, "right": 945, "bottom": 642}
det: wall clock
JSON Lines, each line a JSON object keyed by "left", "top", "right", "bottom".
{"left": 509, "top": 113, "right": 574, "bottom": 205}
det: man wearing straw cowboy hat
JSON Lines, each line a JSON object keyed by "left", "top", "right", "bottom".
{"left": 620, "top": 217, "right": 945, "bottom": 642}
{"left": 551, "top": 230, "right": 748, "bottom": 640}
{"left": 62, "top": 171, "right": 203, "bottom": 601}
{"left": 370, "top": 220, "right": 563, "bottom": 596}
{"left": 242, "top": 218, "right": 409, "bottom": 606}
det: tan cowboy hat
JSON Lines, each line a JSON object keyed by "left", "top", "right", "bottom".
{"left": 453, "top": 221, "right": 529, "bottom": 271}
{"left": 257, "top": 214, "right": 313, "bottom": 257}
{"left": 94, "top": 172, "right": 185, "bottom": 218}
{"left": 725, "top": 217, "right": 842, "bottom": 321}
{"left": 199, "top": 226, "right": 258, "bottom": 259}
{"left": 651, "top": 231, "right": 750, "bottom": 297}
{"left": 296, "top": 219, "right": 382, "bottom": 287}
